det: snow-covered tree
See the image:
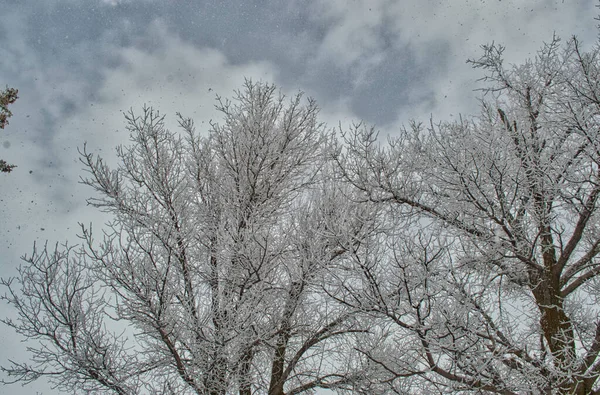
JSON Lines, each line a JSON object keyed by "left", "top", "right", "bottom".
{"left": 8, "top": 27, "right": 600, "bottom": 395}
{"left": 334, "top": 35, "right": 600, "bottom": 394}
{"left": 1, "top": 81, "right": 371, "bottom": 394}
{"left": 0, "top": 86, "right": 18, "bottom": 173}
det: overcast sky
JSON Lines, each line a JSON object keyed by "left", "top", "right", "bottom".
{"left": 0, "top": 1, "right": 598, "bottom": 393}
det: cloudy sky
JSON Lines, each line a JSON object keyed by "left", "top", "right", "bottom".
{"left": 0, "top": 0, "right": 598, "bottom": 393}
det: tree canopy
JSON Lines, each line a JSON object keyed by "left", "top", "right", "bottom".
{"left": 334, "top": 35, "right": 600, "bottom": 394}
{"left": 4, "top": 33, "right": 600, "bottom": 395}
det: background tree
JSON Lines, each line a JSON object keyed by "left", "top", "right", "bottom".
{"left": 334, "top": 35, "right": 600, "bottom": 394}
{"left": 0, "top": 86, "right": 18, "bottom": 173}
{"left": 1, "top": 81, "right": 371, "bottom": 394}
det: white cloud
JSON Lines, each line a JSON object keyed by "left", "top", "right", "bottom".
{"left": 59, "top": 19, "right": 277, "bottom": 166}
{"left": 304, "top": 0, "right": 391, "bottom": 87}
{"left": 303, "top": 0, "right": 598, "bottom": 128}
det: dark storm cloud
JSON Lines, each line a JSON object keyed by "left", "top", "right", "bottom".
{"left": 2, "top": 0, "right": 597, "bottom": 177}
{"left": 19, "top": 0, "right": 326, "bottom": 78}
{"left": 4, "top": 0, "right": 414, "bottom": 128}
{"left": 159, "top": 1, "right": 328, "bottom": 78}
{"left": 348, "top": 40, "right": 451, "bottom": 125}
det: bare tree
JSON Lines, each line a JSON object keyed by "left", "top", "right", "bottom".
{"left": 10, "top": 31, "right": 600, "bottom": 395}
{"left": 1, "top": 81, "right": 370, "bottom": 394}
{"left": 335, "top": 35, "right": 600, "bottom": 394}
